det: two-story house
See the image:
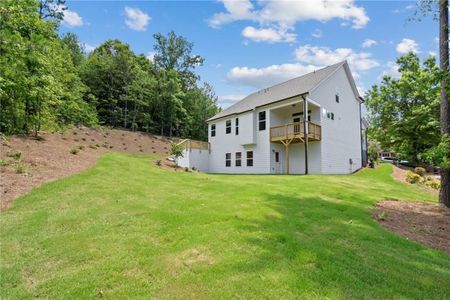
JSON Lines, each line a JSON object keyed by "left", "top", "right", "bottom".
{"left": 177, "top": 60, "right": 364, "bottom": 174}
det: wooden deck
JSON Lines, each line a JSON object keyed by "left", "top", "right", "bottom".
{"left": 270, "top": 122, "right": 321, "bottom": 143}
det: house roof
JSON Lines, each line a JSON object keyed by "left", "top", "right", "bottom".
{"left": 209, "top": 61, "right": 351, "bottom": 122}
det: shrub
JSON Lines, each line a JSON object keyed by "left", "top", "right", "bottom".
{"left": 184, "top": 167, "right": 190, "bottom": 172}
{"left": 413, "top": 167, "right": 426, "bottom": 177}
{"left": 406, "top": 171, "right": 421, "bottom": 184}
{"left": 15, "top": 162, "right": 26, "bottom": 174}
{"left": 81, "top": 137, "right": 86, "bottom": 141}
{"left": 7, "top": 150, "right": 22, "bottom": 160}
{"left": 424, "top": 180, "right": 440, "bottom": 190}
{"left": 155, "top": 160, "right": 162, "bottom": 166}
{"left": 70, "top": 148, "right": 79, "bottom": 155}
{"left": 0, "top": 159, "right": 9, "bottom": 166}
{"left": 89, "top": 145, "right": 97, "bottom": 149}
{"left": 78, "top": 145, "right": 85, "bottom": 150}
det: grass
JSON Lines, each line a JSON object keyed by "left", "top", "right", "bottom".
{"left": 1, "top": 153, "right": 449, "bottom": 299}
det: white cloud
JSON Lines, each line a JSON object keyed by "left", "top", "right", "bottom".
{"left": 311, "top": 29, "right": 323, "bottom": 38}
{"left": 81, "top": 42, "right": 96, "bottom": 53}
{"left": 242, "top": 26, "right": 296, "bottom": 43}
{"left": 146, "top": 51, "right": 156, "bottom": 61}
{"left": 405, "top": 4, "right": 415, "bottom": 10}
{"left": 429, "top": 51, "right": 437, "bottom": 57}
{"left": 378, "top": 61, "right": 401, "bottom": 80}
{"left": 209, "top": 0, "right": 369, "bottom": 43}
{"left": 62, "top": 10, "right": 83, "bottom": 27}
{"left": 124, "top": 7, "right": 150, "bottom": 31}
{"left": 294, "top": 45, "right": 379, "bottom": 72}
{"left": 218, "top": 94, "right": 246, "bottom": 107}
{"left": 227, "top": 63, "right": 319, "bottom": 88}
{"left": 362, "top": 39, "right": 376, "bottom": 48}
{"left": 396, "top": 38, "right": 420, "bottom": 54}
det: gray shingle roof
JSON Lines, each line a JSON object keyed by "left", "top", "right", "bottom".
{"left": 209, "top": 61, "right": 346, "bottom": 121}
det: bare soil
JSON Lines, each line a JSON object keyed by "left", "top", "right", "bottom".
{"left": 0, "top": 127, "right": 173, "bottom": 209}
{"left": 374, "top": 200, "right": 450, "bottom": 253}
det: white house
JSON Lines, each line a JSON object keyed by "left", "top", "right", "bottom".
{"left": 178, "top": 60, "right": 365, "bottom": 175}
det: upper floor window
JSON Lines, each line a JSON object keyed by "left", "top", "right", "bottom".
{"left": 211, "top": 124, "right": 216, "bottom": 137}
{"left": 226, "top": 120, "right": 231, "bottom": 134}
{"left": 235, "top": 118, "right": 239, "bottom": 135}
{"left": 258, "top": 111, "right": 266, "bottom": 131}
{"left": 327, "top": 112, "right": 335, "bottom": 120}
{"left": 335, "top": 93, "right": 340, "bottom": 103}
{"left": 225, "top": 153, "right": 231, "bottom": 167}
{"left": 247, "top": 151, "right": 253, "bottom": 166}
{"left": 235, "top": 152, "right": 242, "bottom": 167}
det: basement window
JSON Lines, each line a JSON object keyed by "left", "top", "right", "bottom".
{"left": 235, "top": 118, "right": 239, "bottom": 135}
{"left": 211, "top": 124, "right": 216, "bottom": 137}
{"left": 225, "top": 153, "right": 231, "bottom": 167}
{"left": 235, "top": 152, "right": 242, "bottom": 167}
{"left": 247, "top": 151, "right": 253, "bottom": 166}
{"left": 258, "top": 111, "right": 266, "bottom": 131}
{"left": 226, "top": 120, "right": 231, "bottom": 134}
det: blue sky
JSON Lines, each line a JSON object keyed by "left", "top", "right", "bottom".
{"left": 59, "top": 0, "right": 438, "bottom": 108}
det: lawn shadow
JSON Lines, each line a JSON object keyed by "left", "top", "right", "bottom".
{"left": 226, "top": 193, "right": 450, "bottom": 299}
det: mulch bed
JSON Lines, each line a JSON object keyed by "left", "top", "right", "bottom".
{"left": 374, "top": 200, "right": 450, "bottom": 253}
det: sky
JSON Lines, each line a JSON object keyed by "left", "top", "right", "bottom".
{"left": 59, "top": 0, "right": 439, "bottom": 108}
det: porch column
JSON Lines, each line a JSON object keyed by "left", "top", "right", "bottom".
{"left": 303, "top": 98, "right": 309, "bottom": 174}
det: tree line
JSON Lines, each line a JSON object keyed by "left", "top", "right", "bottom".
{"left": 0, "top": 0, "right": 220, "bottom": 141}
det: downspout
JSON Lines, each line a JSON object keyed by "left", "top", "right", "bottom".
{"left": 358, "top": 97, "right": 364, "bottom": 168}
{"left": 303, "top": 96, "right": 309, "bottom": 174}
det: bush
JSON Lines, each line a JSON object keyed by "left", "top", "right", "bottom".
{"left": 89, "top": 145, "right": 97, "bottom": 149}
{"left": 406, "top": 171, "right": 421, "bottom": 184}
{"left": 424, "top": 180, "right": 440, "bottom": 190}
{"left": 70, "top": 148, "right": 79, "bottom": 155}
{"left": 155, "top": 160, "right": 162, "bottom": 166}
{"left": 0, "top": 159, "right": 9, "bottom": 166}
{"left": 78, "top": 145, "right": 85, "bottom": 150}
{"left": 7, "top": 150, "right": 22, "bottom": 160}
{"left": 413, "top": 167, "right": 426, "bottom": 176}
{"left": 15, "top": 162, "right": 26, "bottom": 174}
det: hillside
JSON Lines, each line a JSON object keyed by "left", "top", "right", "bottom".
{"left": 0, "top": 128, "right": 173, "bottom": 209}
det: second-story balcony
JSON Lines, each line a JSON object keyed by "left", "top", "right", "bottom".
{"left": 270, "top": 121, "right": 321, "bottom": 144}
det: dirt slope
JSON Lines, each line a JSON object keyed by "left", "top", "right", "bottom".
{"left": 0, "top": 128, "right": 173, "bottom": 209}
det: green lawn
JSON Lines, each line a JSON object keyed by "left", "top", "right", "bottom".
{"left": 1, "top": 153, "right": 449, "bottom": 299}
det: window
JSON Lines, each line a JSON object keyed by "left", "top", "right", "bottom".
{"left": 226, "top": 120, "right": 231, "bottom": 134}
{"left": 235, "top": 118, "right": 239, "bottom": 135}
{"left": 335, "top": 93, "right": 340, "bottom": 103}
{"left": 225, "top": 153, "right": 231, "bottom": 167}
{"left": 292, "top": 111, "right": 311, "bottom": 122}
{"left": 235, "top": 152, "right": 242, "bottom": 167}
{"left": 327, "top": 112, "right": 335, "bottom": 120}
{"left": 258, "top": 111, "right": 266, "bottom": 131}
{"left": 211, "top": 124, "right": 216, "bottom": 137}
{"left": 275, "top": 151, "right": 279, "bottom": 163}
{"left": 246, "top": 151, "right": 253, "bottom": 166}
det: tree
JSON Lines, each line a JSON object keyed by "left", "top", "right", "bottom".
{"left": 415, "top": 0, "right": 450, "bottom": 206}
{"left": 438, "top": 0, "right": 449, "bottom": 206}
{"left": 170, "top": 142, "right": 184, "bottom": 167}
{"left": 61, "top": 32, "right": 84, "bottom": 67}
{"left": 153, "top": 31, "right": 204, "bottom": 88}
{"left": 366, "top": 53, "right": 441, "bottom": 164}
{"left": 38, "top": 0, "right": 65, "bottom": 21}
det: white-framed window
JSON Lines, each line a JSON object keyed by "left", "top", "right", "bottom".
{"left": 211, "top": 124, "right": 216, "bottom": 137}
{"left": 235, "top": 118, "right": 239, "bottom": 135}
{"left": 226, "top": 120, "right": 231, "bottom": 134}
{"left": 246, "top": 151, "right": 253, "bottom": 166}
{"left": 235, "top": 152, "right": 242, "bottom": 167}
{"left": 225, "top": 153, "right": 231, "bottom": 167}
{"left": 335, "top": 93, "right": 340, "bottom": 103}
{"left": 258, "top": 111, "right": 266, "bottom": 131}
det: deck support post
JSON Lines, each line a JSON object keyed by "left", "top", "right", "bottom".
{"left": 303, "top": 98, "right": 309, "bottom": 175}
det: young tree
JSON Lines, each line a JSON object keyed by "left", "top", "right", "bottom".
{"left": 170, "top": 142, "right": 184, "bottom": 167}
{"left": 61, "top": 32, "right": 84, "bottom": 67}
{"left": 366, "top": 53, "right": 441, "bottom": 163}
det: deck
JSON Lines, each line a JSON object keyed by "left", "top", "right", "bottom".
{"left": 270, "top": 122, "right": 321, "bottom": 144}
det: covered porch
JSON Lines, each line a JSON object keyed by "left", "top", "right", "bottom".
{"left": 269, "top": 97, "right": 322, "bottom": 174}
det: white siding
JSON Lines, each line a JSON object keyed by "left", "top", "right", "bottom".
{"left": 310, "top": 67, "right": 362, "bottom": 174}
{"left": 177, "top": 148, "right": 210, "bottom": 172}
